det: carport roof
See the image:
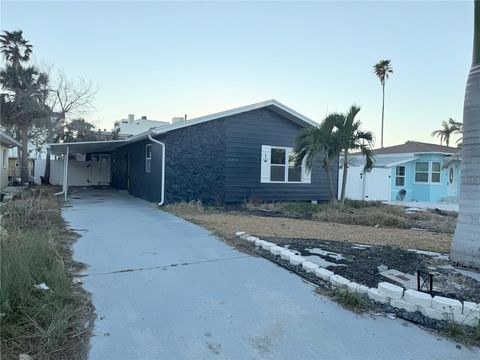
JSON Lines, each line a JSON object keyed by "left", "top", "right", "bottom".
{"left": 50, "top": 139, "right": 128, "bottom": 155}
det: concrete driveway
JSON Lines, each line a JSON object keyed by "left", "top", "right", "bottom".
{"left": 63, "top": 189, "right": 478, "bottom": 360}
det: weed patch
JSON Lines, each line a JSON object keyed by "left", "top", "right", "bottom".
{"left": 329, "top": 289, "right": 370, "bottom": 313}
{"left": 0, "top": 187, "right": 93, "bottom": 360}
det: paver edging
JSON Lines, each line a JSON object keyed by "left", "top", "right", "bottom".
{"left": 235, "top": 232, "right": 480, "bottom": 328}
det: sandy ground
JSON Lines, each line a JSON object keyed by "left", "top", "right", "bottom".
{"left": 183, "top": 213, "right": 452, "bottom": 252}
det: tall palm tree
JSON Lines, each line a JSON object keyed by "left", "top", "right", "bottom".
{"left": 0, "top": 30, "right": 33, "bottom": 67}
{"left": 293, "top": 114, "right": 343, "bottom": 202}
{"left": 448, "top": 118, "right": 464, "bottom": 146}
{"left": 431, "top": 118, "right": 457, "bottom": 146}
{"left": 336, "top": 105, "right": 375, "bottom": 206}
{"left": 451, "top": 0, "right": 480, "bottom": 269}
{"left": 373, "top": 59, "right": 393, "bottom": 148}
{"left": 0, "top": 64, "right": 49, "bottom": 182}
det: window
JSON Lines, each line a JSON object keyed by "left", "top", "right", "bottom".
{"left": 261, "top": 146, "right": 310, "bottom": 183}
{"left": 415, "top": 162, "right": 429, "bottom": 183}
{"left": 145, "top": 144, "right": 152, "bottom": 173}
{"left": 270, "top": 148, "right": 286, "bottom": 181}
{"left": 431, "top": 162, "right": 441, "bottom": 183}
{"left": 415, "top": 161, "right": 442, "bottom": 184}
{"left": 395, "top": 166, "right": 405, "bottom": 186}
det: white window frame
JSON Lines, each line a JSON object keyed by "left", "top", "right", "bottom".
{"left": 260, "top": 145, "right": 311, "bottom": 184}
{"left": 430, "top": 161, "right": 441, "bottom": 183}
{"left": 395, "top": 165, "right": 405, "bottom": 186}
{"left": 414, "top": 161, "right": 442, "bottom": 185}
{"left": 145, "top": 144, "right": 152, "bottom": 173}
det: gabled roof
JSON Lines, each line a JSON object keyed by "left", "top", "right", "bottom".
{"left": 0, "top": 130, "right": 21, "bottom": 148}
{"left": 371, "top": 141, "right": 458, "bottom": 155}
{"left": 152, "top": 99, "right": 318, "bottom": 135}
{"left": 50, "top": 100, "right": 318, "bottom": 154}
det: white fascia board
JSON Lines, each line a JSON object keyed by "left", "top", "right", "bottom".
{"left": 383, "top": 157, "right": 420, "bottom": 168}
{"left": 0, "top": 131, "right": 21, "bottom": 147}
{"left": 152, "top": 99, "right": 319, "bottom": 135}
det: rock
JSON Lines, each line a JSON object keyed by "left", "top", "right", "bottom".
{"left": 19, "top": 355, "right": 33, "bottom": 360}
{"left": 314, "top": 268, "right": 333, "bottom": 281}
{"left": 454, "top": 313, "right": 480, "bottom": 327}
{"left": 34, "top": 283, "right": 49, "bottom": 291}
{"left": 260, "top": 242, "right": 275, "bottom": 251}
{"left": 377, "top": 264, "right": 388, "bottom": 272}
{"left": 377, "top": 282, "right": 404, "bottom": 300}
{"left": 432, "top": 296, "right": 463, "bottom": 316}
{"left": 390, "top": 299, "right": 417, "bottom": 313}
{"left": 368, "top": 288, "right": 389, "bottom": 304}
{"left": 280, "top": 250, "right": 295, "bottom": 260}
{"left": 269, "top": 246, "right": 283, "bottom": 256}
{"left": 403, "top": 289, "right": 432, "bottom": 308}
{"left": 301, "top": 261, "right": 318, "bottom": 273}
{"left": 289, "top": 255, "right": 305, "bottom": 266}
{"left": 419, "top": 306, "right": 450, "bottom": 321}
{"left": 463, "top": 301, "right": 480, "bottom": 317}
{"left": 235, "top": 231, "right": 246, "bottom": 236}
{"left": 329, "top": 274, "right": 350, "bottom": 288}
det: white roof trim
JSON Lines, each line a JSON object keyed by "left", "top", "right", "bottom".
{"left": 0, "top": 131, "right": 21, "bottom": 147}
{"left": 152, "top": 99, "right": 319, "bottom": 135}
{"left": 50, "top": 100, "right": 318, "bottom": 154}
{"left": 382, "top": 157, "right": 420, "bottom": 168}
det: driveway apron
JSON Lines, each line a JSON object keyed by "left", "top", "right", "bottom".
{"left": 63, "top": 189, "right": 478, "bottom": 360}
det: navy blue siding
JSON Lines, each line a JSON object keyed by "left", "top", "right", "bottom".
{"left": 224, "top": 108, "right": 335, "bottom": 203}
{"left": 111, "top": 139, "right": 163, "bottom": 202}
{"left": 156, "top": 120, "right": 226, "bottom": 204}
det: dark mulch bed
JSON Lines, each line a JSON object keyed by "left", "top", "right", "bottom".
{"left": 262, "top": 237, "right": 480, "bottom": 304}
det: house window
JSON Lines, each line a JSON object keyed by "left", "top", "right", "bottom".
{"left": 145, "top": 144, "right": 152, "bottom": 173}
{"left": 270, "top": 148, "right": 286, "bottom": 181}
{"left": 415, "top": 162, "right": 429, "bottom": 183}
{"left": 261, "top": 146, "right": 310, "bottom": 183}
{"left": 395, "top": 166, "right": 405, "bottom": 186}
{"left": 431, "top": 162, "right": 441, "bottom": 183}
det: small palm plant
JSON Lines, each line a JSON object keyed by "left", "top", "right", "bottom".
{"left": 336, "top": 106, "right": 375, "bottom": 206}
{"left": 293, "top": 105, "right": 375, "bottom": 208}
{"left": 293, "top": 114, "right": 342, "bottom": 203}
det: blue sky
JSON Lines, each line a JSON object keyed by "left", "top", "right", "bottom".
{"left": 1, "top": 0, "right": 474, "bottom": 147}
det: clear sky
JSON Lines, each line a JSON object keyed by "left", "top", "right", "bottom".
{"left": 1, "top": 0, "right": 474, "bottom": 147}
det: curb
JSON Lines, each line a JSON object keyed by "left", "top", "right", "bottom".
{"left": 236, "top": 232, "right": 480, "bottom": 328}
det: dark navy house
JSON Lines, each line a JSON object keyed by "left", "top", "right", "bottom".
{"left": 50, "top": 100, "right": 337, "bottom": 204}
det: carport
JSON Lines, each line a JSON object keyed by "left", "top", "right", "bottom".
{"left": 50, "top": 140, "right": 128, "bottom": 200}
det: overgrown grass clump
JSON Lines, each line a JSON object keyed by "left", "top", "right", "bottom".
{"left": 330, "top": 289, "right": 370, "bottom": 313}
{"left": 441, "top": 322, "right": 480, "bottom": 347}
{"left": 165, "top": 200, "right": 204, "bottom": 215}
{"left": 0, "top": 187, "right": 91, "bottom": 359}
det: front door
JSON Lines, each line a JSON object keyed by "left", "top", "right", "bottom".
{"left": 447, "top": 164, "right": 458, "bottom": 198}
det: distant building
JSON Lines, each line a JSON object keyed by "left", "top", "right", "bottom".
{"left": 114, "top": 114, "right": 169, "bottom": 136}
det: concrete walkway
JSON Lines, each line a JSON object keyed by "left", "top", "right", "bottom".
{"left": 63, "top": 189, "right": 478, "bottom": 360}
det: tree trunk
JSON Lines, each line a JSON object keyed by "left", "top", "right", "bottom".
{"left": 44, "top": 148, "right": 51, "bottom": 184}
{"left": 450, "top": 0, "right": 480, "bottom": 269}
{"left": 340, "top": 151, "right": 349, "bottom": 207}
{"left": 20, "top": 124, "right": 29, "bottom": 183}
{"left": 381, "top": 82, "right": 385, "bottom": 148}
{"left": 324, "top": 163, "right": 337, "bottom": 204}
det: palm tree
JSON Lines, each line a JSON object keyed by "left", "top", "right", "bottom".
{"left": 293, "top": 106, "right": 375, "bottom": 207}
{"left": 0, "top": 64, "right": 49, "bottom": 182}
{"left": 336, "top": 105, "right": 375, "bottom": 206}
{"left": 431, "top": 118, "right": 457, "bottom": 146}
{"left": 0, "top": 30, "right": 33, "bottom": 67}
{"left": 450, "top": 0, "right": 480, "bottom": 269}
{"left": 448, "top": 118, "right": 464, "bottom": 146}
{"left": 293, "top": 114, "right": 343, "bottom": 202}
{"left": 373, "top": 59, "right": 393, "bottom": 148}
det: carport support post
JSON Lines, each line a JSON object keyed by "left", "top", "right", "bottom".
{"left": 63, "top": 146, "right": 69, "bottom": 200}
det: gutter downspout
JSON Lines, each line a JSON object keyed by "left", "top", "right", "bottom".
{"left": 148, "top": 134, "right": 165, "bottom": 206}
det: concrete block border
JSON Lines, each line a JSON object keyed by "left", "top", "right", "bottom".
{"left": 236, "top": 232, "right": 480, "bottom": 328}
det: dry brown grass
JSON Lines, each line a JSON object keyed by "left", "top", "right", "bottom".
{"left": 178, "top": 212, "right": 452, "bottom": 252}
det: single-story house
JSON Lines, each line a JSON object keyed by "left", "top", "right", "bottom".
{"left": 49, "top": 100, "right": 336, "bottom": 204}
{"left": 0, "top": 131, "right": 21, "bottom": 189}
{"left": 339, "top": 141, "right": 461, "bottom": 203}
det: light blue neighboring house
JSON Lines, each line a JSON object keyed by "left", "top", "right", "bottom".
{"left": 343, "top": 141, "right": 461, "bottom": 203}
